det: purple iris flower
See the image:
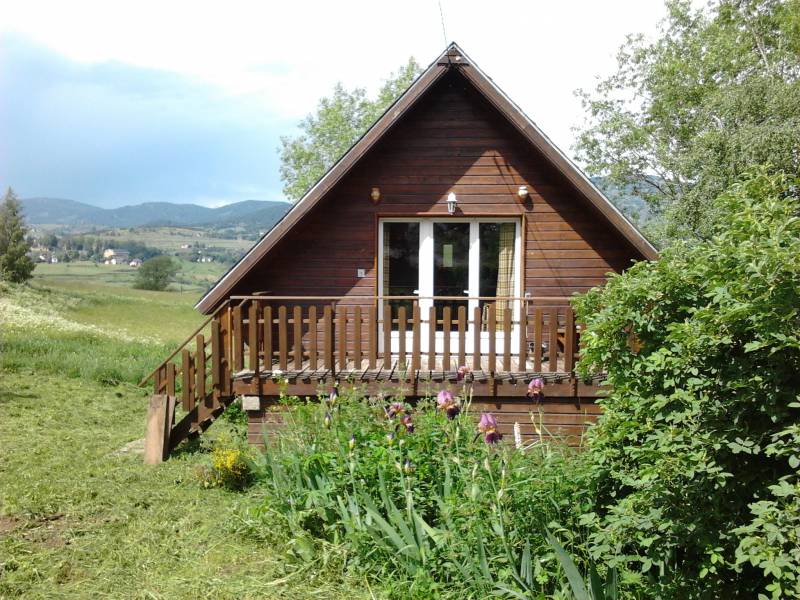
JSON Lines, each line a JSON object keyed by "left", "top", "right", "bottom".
{"left": 527, "top": 377, "right": 544, "bottom": 399}
{"left": 387, "top": 401, "right": 406, "bottom": 419}
{"left": 400, "top": 414, "right": 414, "bottom": 433}
{"left": 457, "top": 365, "right": 471, "bottom": 381}
{"left": 478, "top": 412, "right": 502, "bottom": 444}
{"left": 328, "top": 387, "right": 339, "bottom": 405}
{"left": 437, "top": 390, "right": 460, "bottom": 419}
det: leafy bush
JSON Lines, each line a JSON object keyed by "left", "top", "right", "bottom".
{"left": 199, "top": 435, "right": 255, "bottom": 491}
{"left": 245, "top": 384, "right": 595, "bottom": 598}
{"left": 133, "top": 255, "right": 179, "bottom": 291}
{"left": 573, "top": 171, "right": 800, "bottom": 598}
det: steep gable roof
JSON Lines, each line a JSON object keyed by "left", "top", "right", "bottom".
{"left": 196, "top": 43, "right": 657, "bottom": 314}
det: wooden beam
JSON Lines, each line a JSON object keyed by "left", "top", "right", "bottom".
{"left": 144, "top": 394, "right": 176, "bottom": 465}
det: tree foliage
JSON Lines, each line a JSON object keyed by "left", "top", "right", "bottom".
{"left": 575, "top": 0, "right": 800, "bottom": 243}
{"left": 133, "top": 255, "right": 179, "bottom": 291}
{"left": 573, "top": 171, "right": 800, "bottom": 598}
{"left": 0, "top": 188, "right": 35, "bottom": 283}
{"left": 279, "top": 58, "right": 422, "bottom": 201}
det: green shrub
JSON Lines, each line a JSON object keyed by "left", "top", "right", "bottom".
{"left": 199, "top": 435, "right": 255, "bottom": 491}
{"left": 244, "top": 384, "right": 595, "bottom": 598}
{"left": 573, "top": 171, "right": 800, "bottom": 598}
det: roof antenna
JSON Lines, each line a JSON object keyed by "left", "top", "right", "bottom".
{"left": 438, "top": 1, "right": 449, "bottom": 48}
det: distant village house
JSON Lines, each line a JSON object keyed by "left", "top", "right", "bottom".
{"left": 102, "top": 249, "right": 130, "bottom": 265}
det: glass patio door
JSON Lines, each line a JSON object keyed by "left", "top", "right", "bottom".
{"left": 380, "top": 219, "right": 520, "bottom": 359}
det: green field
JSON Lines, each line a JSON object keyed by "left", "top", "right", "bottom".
{"left": 36, "top": 226, "right": 257, "bottom": 252}
{"left": 27, "top": 262, "right": 217, "bottom": 345}
{"left": 0, "top": 276, "right": 367, "bottom": 599}
{"left": 34, "top": 259, "right": 226, "bottom": 294}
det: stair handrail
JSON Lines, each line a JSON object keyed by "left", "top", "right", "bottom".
{"left": 138, "top": 298, "right": 231, "bottom": 387}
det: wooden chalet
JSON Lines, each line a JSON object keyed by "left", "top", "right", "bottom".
{"left": 142, "top": 43, "right": 657, "bottom": 462}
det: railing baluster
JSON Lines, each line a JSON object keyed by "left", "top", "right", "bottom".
{"left": 181, "top": 349, "right": 192, "bottom": 411}
{"left": 220, "top": 306, "right": 231, "bottom": 396}
{"left": 518, "top": 300, "right": 527, "bottom": 371}
{"left": 564, "top": 306, "right": 575, "bottom": 372}
{"left": 383, "top": 303, "right": 392, "bottom": 369}
{"left": 411, "top": 303, "right": 420, "bottom": 372}
{"left": 293, "top": 305, "right": 303, "bottom": 370}
{"left": 249, "top": 301, "right": 259, "bottom": 376}
{"left": 196, "top": 334, "right": 207, "bottom": 406}
{"left": 233, "top": 304, "right": 244, "bottom": 373}
{"left": 457, "top": 306, "right": 466, "bottom": 368}
{"left": 323, "top": 305, "right": 333, "bottom": 370}
{"left": 397, "top": 306, "right": 407, "bottom": 370}
{"left": 488, "top": 303, "right": 496, "bottom": 373}
{"left": 166, "top": 362, "right": 176, "bottom": 397}
{"left": 472, "top": 306, "right": 481, "bottom": 371}
{"left": 353, "top": 306, "right": 362, "bottom": 370}
{"left": 427, "top": 305, "right": 436, "bottom": 370}
{"left": 262, "top": 305, "right": 273, "bottom": 371}
{"left": 337, "top": 305, "right": 347, "bottom": 371}
{"left": 549, "top": 309, "right": 559, "bottom": 373}
{"left": 503, "top": 307, "right": 512, "bottom": 371}
{"left": 278, "top": 305, "right": 288, "bottom": 371}
{"left": 188, "top": 352, "right": 196, "bottom": 414}
{"left": 308, "top": 305, "right": 318, "bottom": 371}
{"left": 533, "top": 308, "right": 543, "bottom": 372}
{"left": 368, "top": 305, "right": 377, "bottom": 370}
{"left": 442, "top": 306, "right": 451, "bottom": 371}
{"left": 211, "top": 319, "right": 221, "bottom": 392}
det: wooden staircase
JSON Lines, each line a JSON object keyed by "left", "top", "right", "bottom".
{"left": 141, "top": 300, "right": 234, "bottom": 463}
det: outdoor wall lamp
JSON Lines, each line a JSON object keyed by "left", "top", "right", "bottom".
{"left": 447, "top": 192, "right": 458, "bottom": 214}
{"left": 518, "top": 185, "right": 529, "bottom": 200}
{"left": 370, "top": 187, "right": 381, "bottom": 203}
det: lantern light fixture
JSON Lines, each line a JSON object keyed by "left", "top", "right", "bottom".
{"left": 447, "top": 192, "right": 458, "bottom": 214}
{"left": 518, "top": 185, "right": 529, "bottom": 200}
{"left": 370, "top": 187, "right": 381, "bottom": 203}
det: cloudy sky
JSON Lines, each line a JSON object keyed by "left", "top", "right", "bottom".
{"left": 0, "top": 1, "right": 668, "bottom": 208}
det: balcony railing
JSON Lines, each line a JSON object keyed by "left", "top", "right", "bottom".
{"left": 226, "top": 295, "right": 580, "bottom": 377}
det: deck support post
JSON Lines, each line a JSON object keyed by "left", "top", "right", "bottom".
{"left": 144, "top": 394, "right": 176, "bottom": 465}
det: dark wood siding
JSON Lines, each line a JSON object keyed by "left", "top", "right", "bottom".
{"left": 234, "top": 70, "right": 642, "bottom": 305}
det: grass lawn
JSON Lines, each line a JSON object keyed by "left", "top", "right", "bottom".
{"left": 0, "top": 281, "right": 369, "bottom": 599}
{"left": 0, "top": 372, "right": 367, "bottom": 599}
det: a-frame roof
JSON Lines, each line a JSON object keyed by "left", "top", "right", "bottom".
{"left": 196, "top": 42, "right": 658, "bottom": 314}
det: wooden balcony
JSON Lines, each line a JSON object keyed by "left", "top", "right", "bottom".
{"left": 142, "top": 295, "right": 603, "bottom": 457}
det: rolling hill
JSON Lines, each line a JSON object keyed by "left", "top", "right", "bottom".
{"left": 20, "top": 197, "right": 291, "bottom": 231}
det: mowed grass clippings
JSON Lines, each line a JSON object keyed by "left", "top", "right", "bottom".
{"left": 0, "top": 281, "right": 369, "bottom": 599}
{"left": 0, "top": 373, "right": 366, "bottom": 599}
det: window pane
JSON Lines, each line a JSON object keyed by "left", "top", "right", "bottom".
{"left": 433, "top": 222, "right": 469, "bottom": 331}
{"left": 383, "top": 222, "right": 419, "bottom": 319}
{"left": 479, "top": 223, "right": 515, "bottom": 331}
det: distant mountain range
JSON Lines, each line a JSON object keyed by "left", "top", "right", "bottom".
{"left": 21, "top": 178, "right": 651, "bottom": 234}
{"left": 20, "top": 197, "right": 291, "bottom": 231}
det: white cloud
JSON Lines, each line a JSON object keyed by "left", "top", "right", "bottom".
{"left": 0, "top": 0, "right": 670, "bottom": 152}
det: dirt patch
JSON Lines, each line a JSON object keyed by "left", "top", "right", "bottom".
{"left": 0, "top": 515, "right": 19, "bottom": 535}
{"left": 20, "top": 513, "right": 70, "bottom": 549}
{"left": 109, "top": 437, "right": 145, "bottom": 457}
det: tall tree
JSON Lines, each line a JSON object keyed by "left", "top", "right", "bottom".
{"left": 279, "top": 58, "right": 422, "bottom": 201}
{"left": 575, "top": 0, "right": 800, "bottom": 243}
{"left": 0, "top": 188, "right": 35, "bottom": 283}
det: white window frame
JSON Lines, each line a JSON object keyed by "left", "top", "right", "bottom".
{"left": 378, "top": 217, "right": 522, "bottom": 355}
